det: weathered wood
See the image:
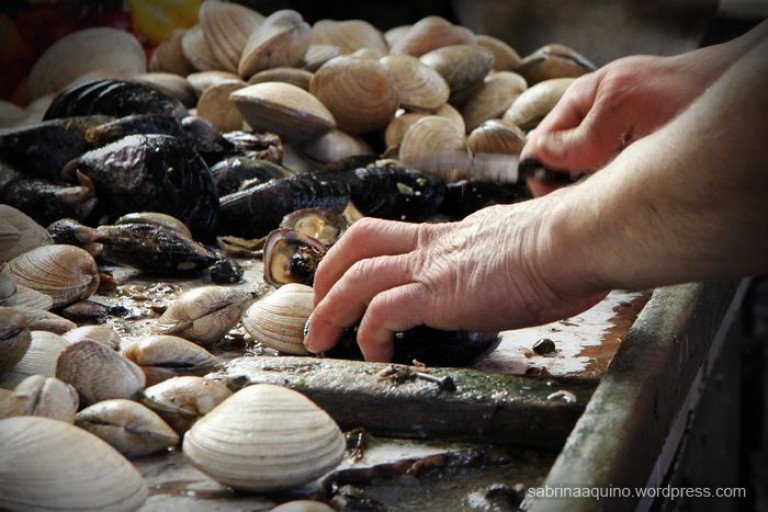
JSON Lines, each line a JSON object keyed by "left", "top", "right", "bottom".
{"left": 210, "top": 356, "right": 596, "bottom": 448}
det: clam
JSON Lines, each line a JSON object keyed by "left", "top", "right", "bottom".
{"left": 248, "top": 67, "right": 314, "bottom": 90}
{"left": 183, "top": 384, "right": 346, "bottom": 492}
{"left": 186, "top": 70, "right": 242, "bottom": 96}
{"left": 476, "top": 34, "right": 522, "bottom": 71}
{"left": 56, "top": 340, "right": 146, "bottom": 407}
{"left": 239, "top": 10, "right": 312, "bottom": 78}
{"left": 311, "top": 19, "right": 388, "bottom": 55}
{"left": 303, "top": 44, "right": 342, "bottom": 72}
{"left": 399, "top": 115, "right": 469, "bottom": 182}
{"left": 27, "top": 27, "right": 146, "bottom": 100}
{"left": 502, "top": 77, "right": 576, "bottom": 131}
{"left": 271, "top": 502, "right": 335, "bottom": 512}
{"left": 231, "top": 82, "right": 336, "bottom": 142}
{"left": 141, "top": 375, "right": 233, "bottom": 434}
{"left": 123, "top": 335, "right": 222, "bottom": 386}
{"left": 384, "top": 25, "right": 412, "bottom": 48}
{"left": 299, "top": 129, "right": 375, "bottom": 164}
{"left": 1, "top": 244, "right": 99, "bottom": 308}
{"left": 132, "top": 72, "right": 198, "bottom": 107}
{"left": 62, "top": 325, "right": 122, "bottom": 351}
{"left": 196, "top": 79, "right": 248, "bottom": 132}
{"left": 149, "top": 28, "right": 196, "bottom": 76}
{"left": 420, "top": 44, "right": 496, "bottom": 106}
{"left": 460, "top": 71, "right": 528, "bottom": 132}
{"left": 280, "top": 208, "right": 350, "bottom": 248}
{"left": 0, "top": 416, "right": 148, "bottom": 511}
{"left": 0, "top": 375, "right": 78, "bottom": 422}
{"left": 0, "top": 307, "right": 31, "bottom": 376}
{"left": 310, "top": 55, "right": 399, "bottom": 134}
{"left": 390, "top": 16, "right": 475, "bottom": 57}
{"left": 516, "top": 43, "right": 596, "bottom": 85}
{"left": 0, "top": 330, "right": 67, "bottom": 389}
{"left": 0, "top": 281, "right": 53, "bottom": 310}
{"left": 0, "top": 204, "right": 52, "bottom": 261}
{"left": 385, "top": 111, "right": 429, "bottom": 150}
{"left": 467, "top": 119, "right": 528, "bottom": 157}
{"left": 263, "top": 228, "right": 327, "bottom": 288}
{"left": 241, "top": 283, "right": 313, "bottom": 355}
{"left": 0, "top": 306, "right": 76, "bottom": 334}
{"left": 75, "top": 399, "right": 179, "bottom": 458}
{"left": 200, "top": 0, "right": 265, "bottom": 73}
{"left": 380, "top": 54, "right": 450, "bottom": 112}
{"left": 153, "top": 286, "right": 257, "bottom": 347}
{"left": 182, "top": 24, "right": 224, "bottom": 72}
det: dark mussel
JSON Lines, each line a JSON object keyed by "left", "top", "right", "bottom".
{"left": 84, "top": 114, "right": 183, "bottom": 147}
{"left": 342, "top": 160, "right": 446, "bottom": 221}
{"left": 221, "top": 131, "right": 283, "bottom": 162}
{"left": 325, "top": 325, "right": 501, "bottom": 367}
{"left": 44, "top": 79, "right": 189, "bottom": 121}
{"left": 438, "top": 180, "right": 531, "bottom": 219}
{"left": 61, "top": 134, "right": 219, "bottom": 241}
{"left": 0, "top": 167, "right": 97, "bottom": 226}
{"left": 218, "top": 171, "right": 350, "bottom": 239}
{"left": 263, "top": 228, "right": 327, "bottom": 287}
{"left": 211, "top": 157, "right": 294, "bottom": 196}
{"left": 0, "top": 115, "right": 112, "bottom": 181}
{"left": 323, "top": 154, "right": 379, "bottom": 174}
{"left": 48, "top": 218, "right": 217, "bottom": 275}
{"left": 182, "top": 121, "right": 283, "bottom": 168}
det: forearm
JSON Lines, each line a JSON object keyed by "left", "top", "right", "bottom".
{"left": 543, "top": 37, "right": 768, "bottom": 294}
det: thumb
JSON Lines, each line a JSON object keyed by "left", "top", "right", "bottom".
{"left": 533, "top": 117, "right": 626, "bottom": 172}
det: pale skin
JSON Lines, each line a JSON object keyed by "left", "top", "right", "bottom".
{"left": 304, "top": 22, "right": 768, "bottom": 362}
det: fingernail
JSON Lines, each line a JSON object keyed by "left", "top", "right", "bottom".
{"left": 302, "top": 314, "right": 317, "bottom": 353}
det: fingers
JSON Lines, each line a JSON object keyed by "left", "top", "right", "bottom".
{"left": 304, "top": 254, "right": 413, "bottom": 354}
{"left": 312, "top": 217, "right": 420, "bottom": 304}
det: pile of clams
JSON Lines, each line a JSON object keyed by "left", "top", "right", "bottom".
{"left": 0, "top": 4, "right": 600, "bottom": 509}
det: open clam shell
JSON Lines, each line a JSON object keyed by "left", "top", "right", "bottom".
{"left": 263, "top": 228, "right": 327, "bottom": 288}
{"left": 239, "top": 10, "right": 312, "bottom": 78}
{"left": 0, "top": 416, "right": 148, "bottom": 511}
{"left": 1, "top": 244, "right": 99, "bottom": 308}
{"left": 241, "top": 283, "right": 314, "bottom": 355}
{"left": 0, "top": 374, "right": 78, "bottom": 422}
{"left": 183, "top": 384, "right": 346, "bottom": 492}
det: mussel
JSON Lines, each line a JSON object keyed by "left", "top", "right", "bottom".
{"left": 263, "top": 228, "right": 327, "bottom": 287}
{"left": 210, "top": 156, "right": 294, "bottom": 196}
{"left": 438, "top": 180, "right": 530, "bottom": 219}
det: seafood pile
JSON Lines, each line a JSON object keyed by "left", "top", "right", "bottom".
{"left": 0, "top": 5, "right": 598, "bottom": 510}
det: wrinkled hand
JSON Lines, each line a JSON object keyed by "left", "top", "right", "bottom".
{"left": 304, "top": 201, "right": 608, "bottom": 362}
{"left": 523, "top": 54, "right": 715, "bottom": 196}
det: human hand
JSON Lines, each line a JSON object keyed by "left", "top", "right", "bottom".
{"left": 522, "top": 54, "right": 716, "bottom": 196}
{"left": 303, "top": 201, "right": 609, "bottom": 362}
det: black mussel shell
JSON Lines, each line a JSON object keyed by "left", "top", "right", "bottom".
{"left": 323, "top": 154, "right": 379, "bottom": 174}
{"left": 439, "top": 180, "right": 531, "bottom": 219}
{"left": 0, "top": 171, "right": 97, "bottom": 226}
{"left": 84, "top": 114, "right": 183, "bottom": 147}
{"left": 218, "top": 171, "right": 350, "bottom": 239}
{"left": 211, "top": 157, "right": 294, "bottom": 196}
{"left": 343, "top": 161, "right": 446, "bottom": 221}
{"left": 44, "top": 79, "right": 189, "bottom": 121}
{"left": 210, "top": 259, "right": 244, "bottom": 284}
{"left": 326, "top": 325, "right": 501, "bottom": 367}
{"left": 63, "top": 134, "right": 219, "bottom": 241}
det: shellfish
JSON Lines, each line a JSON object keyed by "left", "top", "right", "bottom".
{"left": 0, "top": 374, "right": 78, "bottom": 422}
{"left": 182, "top": 384, "right": 346, "bottom": 492}
{"left": 0, "top": 307, "right": 31, "bottom": 375}
{"left": 239, "top": 10, "right": 312, "bottom": 78}
{"left": 241, "top": 283, "right": 313, "bottom": 355}
{"left": 141, "top": 375, "right": 233, "bottom": 434}
{"left": 263, "top": 228, "right": 327, "bottom": 288}
{"left": 123, "top": 335, "right": 222, "bottom": 386}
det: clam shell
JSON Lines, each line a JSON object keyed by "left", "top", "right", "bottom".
{"left": 248, "top": 67, "right": 314, "bottom": 90}
{"left": 231, "top": 82, "right": 336, "bottom": 142}
{"left": 390, "top": 16, "right": 475, "bottom": 57}
{"left": 262, "top": 229, "right": 327, "bottom": 288}
{"left": 75, "top": 398, "right": 179, "bottom": 458}
{"left": 311, "top": 19, "right": 388, "bottom": 55}
{"left": 153, "top": 286, "right": 257, "bottom": 346}
{"left": 132, "top": 72, "right": 198, "bottom": 107}
{"left": 1, "top": 283, "right": 54, "bottom": 310}
{"left": 187, "top": 70, "right": 242, "bottom": 96}
{"left": 123, "top": 335, "right": 222, "bottom": 386}
{"left": 183, "top": 384, "right": 346, "bottom": 492}
{"left": 0, "top": 416, "right": 148, "bottom": 511}
{"left": 0, "top": 374, "right": 78, "bottom": 422}
{"left": 380, "top": 54, "right": 450, "bottom": 112}
{"left": 420, "top": 44, "right": 495, "bottom": 107}
{"left": 182, "top": 24, "right": 225, "bottom": 72}
{"left": 299, "top": 129, "right": 375, "bottom": 164}
{"left": 467, "top": 119, "right": 527, "bottom": 155}
{"left": 271, "top": 502, "right": 335, "bottom": 512}
{"left": 1, "top": 244, "right": 99, "bottom": 308}
{"left": 385, "top": 103, "right": 464, "bottom": 151}
{"left": 310, "top": 55, "right": 399, "bottom": 134}
{"left": 28, "top": 27, "right": 146, "bottom": 100}
{"left": 0, "top": 307, "right": 31, "bottom": 375}
{"left": 141, "top": 375, "right": 233, "bottom": 434}
{"left": 516, "top": 43, "right": 596, "bottom": 86}
{"left": 149, "top": 28, "right": 196, "bottom": 76}
{"left": 56, "top": 340, "right": 146, "bottom": 407}
{"left": 0, "top": 306, "right": 76, "bottom": 334}
{"left": 197, "top": 79, "right": 248, "bottom": 132}
{"left": 384, "top": 25, "right": 412, "bottom": 49}
{"left": 476, "top": 35, "right": 522, "bottom": 71}
{"left": 200, "top": 0, "right": 265, "bottom": 73}
{"left": 399, "top": 115, "right": 469, "bottom": 182}
{"left": 0, "top": 204, "right": 52, "bottom": 261}
{"left": 0, "top": 330, "right": 68, "bottom": 389}
{"left": 460, "top": 71, "right": 528, "bottom": 132}
{"left": 502, "top": 77, "right": 576, "bottom": 131}
{"left": 242, "top": 283, "right": 314, "bottom": 355}
{"left": 239, "top": 10, "right": 312, "bottom": 78}
{"left": 62, "top": 325, "right": 122, "bottom": 350}
{"left": 302, "top": 44, "right": 342, "bottom": 72}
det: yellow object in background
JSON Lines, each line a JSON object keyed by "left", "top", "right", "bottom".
{"left": 129, "top": 0, "right": 201, "bottom": 45}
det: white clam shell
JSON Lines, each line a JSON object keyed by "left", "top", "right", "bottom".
{"left": 183, "top": 384, "right": 346, "bottom": 492}
{"left": 0, "top": 330, "right": 68, "bottom": 389}
{"left": 241, "top": 283, "right": 314, "bottom": 355}
{"left": 0, "top": 416, "right": 148, "bottom": 511}
{"left": 0, "top": 374, "right": 78, "bottom": 422}
{"left": 141, "top": 375, "right": 233, "bottom": 434}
